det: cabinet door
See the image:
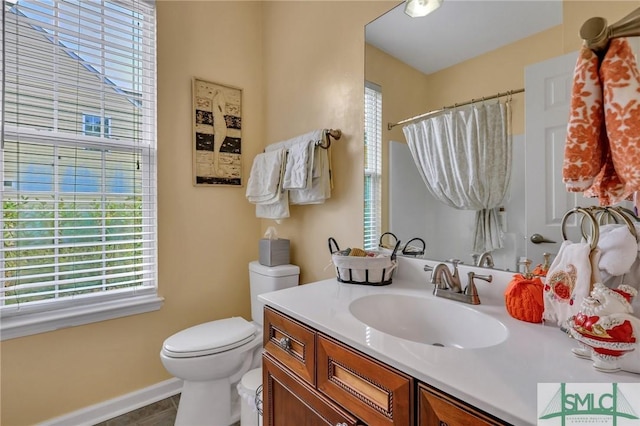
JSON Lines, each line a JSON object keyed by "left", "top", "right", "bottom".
{"left": 263, "top": 354, "right": 362, "bottom": 426}
{"left": 264, "top": 307, "right": 316, "bottom": 386}
{"left": 317, "top": 335, "right": 413, "bottom": 425}
{"left": 418, "top": 383, "right": 509, "bottom": 426}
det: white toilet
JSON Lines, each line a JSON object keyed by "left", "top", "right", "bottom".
{"left": 160, "top": 261, "right": 299, "bottom": 426}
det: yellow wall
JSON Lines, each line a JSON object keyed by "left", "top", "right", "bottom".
{"left": 259, "top": 1, "right": 396, "bottom": 284}
{"left": 365, "top": 43, "right": 431, "bottom": 234}
{"left": 0, "top": 2, "right": 266, "bottom": 424}
{"left": 0, "top": 1, "right": 634, "bottom": 424}
{"left": 0, "top": 1, "right": 392, "bottom": 425}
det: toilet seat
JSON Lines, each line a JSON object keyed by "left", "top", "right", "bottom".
{"left": 163, "top": 317, "right": 257, "bottom": 358}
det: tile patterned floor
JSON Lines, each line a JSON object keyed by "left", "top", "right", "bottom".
{"left": 94, "top": 395, "right": 180, "bottom": 426}
{"left": 93, "top": 394, "right": 242, "bottom": 426}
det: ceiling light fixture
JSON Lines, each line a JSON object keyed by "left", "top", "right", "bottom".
{"left": 404, "top": 0, "right": 443, "bottom": 18}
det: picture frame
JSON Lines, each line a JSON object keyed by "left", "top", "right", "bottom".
{"left": 192, "top": 78, "right": 242, "bottom": 186}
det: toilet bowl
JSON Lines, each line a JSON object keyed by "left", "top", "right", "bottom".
{"left": 160, "top": 262, "right": 299, "bottom": 426}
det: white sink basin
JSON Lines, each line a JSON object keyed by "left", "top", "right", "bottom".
{"left": 349, "top": 294, "right": 508, "bottom": 349}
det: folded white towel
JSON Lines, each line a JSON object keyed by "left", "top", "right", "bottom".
{"left": 265, "top": 129, "right": 325, "bottom": 153}
{"left": 266, "top": 130, "right": 329, "bottom": 200}
{"left": 543, "top": 240, "right": 593, "bottom": 327}
{"left": 597, "top": 224, "right": 637, "bottom": 279}
{"left": 283, "top": 140, "right": 314, "bottom": 190}
{"left": 246, "top": 149, "right": 286, "bottom": 204}
{"left": 290, "top": 145, "right": 332, "bottom": 205}
{"left": 256, "top": 190, "right": 290, "bottom": 220}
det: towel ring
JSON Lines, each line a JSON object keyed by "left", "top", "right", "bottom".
{"left": 561, "top": 207, "right": 599, "bottom": 250}
{"left": 594, "top": 207, "right": 619, "bottom": 225}
{"left": 587, "top": 206, "right": 638, "bottom": 241}
{"left": 618, "top": 206, "right": 640, "bottom": 222}
{"left": 605, "top": 206, "right": 638, "bottom": 241}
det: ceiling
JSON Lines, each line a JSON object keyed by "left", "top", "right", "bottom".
{"left": 365, "top": 0, "right": 563, "bottom": 75}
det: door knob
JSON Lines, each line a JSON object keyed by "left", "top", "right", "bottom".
{"left": 530, "top": 233, "right": 557, "bottom": 244}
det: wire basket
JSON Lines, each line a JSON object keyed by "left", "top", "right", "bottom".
{"left": 328, "top": 237, "right": 400, "bottom": 286}
{"left": 379, "top": 232, "right": 425, "bottom": 257}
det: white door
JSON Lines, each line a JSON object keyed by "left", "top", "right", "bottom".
{"left": 524, "top": 51, "right": 598, "bottom": 266}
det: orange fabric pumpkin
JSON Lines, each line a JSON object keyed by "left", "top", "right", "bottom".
{"left": 504, "top": 274, "right": 544, "bottom": 323}
{"left": 531, "top": 265, "right": 548, "bottom": 277}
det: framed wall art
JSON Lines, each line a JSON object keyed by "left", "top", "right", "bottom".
{"left": 192, "top": 78, "right": 242, "bottom": 186}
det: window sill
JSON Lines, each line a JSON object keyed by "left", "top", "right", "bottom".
{"left": 0, "top": 294, "right": 164, "bottom": 341}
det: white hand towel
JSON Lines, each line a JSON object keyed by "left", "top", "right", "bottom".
{"left": 283, "top": 140, "right": 314, "bottom": 190}
{"left": 290, "top": 146, "right": 331, "bottom": 205}
{"left": 597, "top": 224, "right": 637, "bottom": 279}
{"left": 256, "top": 190, "right": 290, "bottom": 220}
{"left": 265, "top": 129, "right": 325, "bottom": 152}
{"left": 246, "top": 149, "right": 285, "bottom": 204}
{"left": 543, "top": 240, "right": 593, "bottom": 327}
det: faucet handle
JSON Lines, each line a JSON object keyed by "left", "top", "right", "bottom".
{"left": 424, "top": 264, "right": 434, "bottom": 273}
{"left": 447, "top": 259, "right": 462, "bottom": 272}
{"left": 468, "top": 271, "right": 493, "bottom": 284}
{"left": 464, "top": 271, "right": 490, "bottom": 304}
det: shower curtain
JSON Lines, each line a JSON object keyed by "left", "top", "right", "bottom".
{"left": 402, "top": 101, "right": 512, "bottom": 253}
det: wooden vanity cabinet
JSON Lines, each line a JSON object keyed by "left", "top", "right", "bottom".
{"left": 263, "top": 354, "right": 361, "bottom": 426}
{"left": 263, "top": 306, "right": 508, "bottom": 426}
{"left": 418, "top": 383, "right": 510, "bottom": 426}
{"left": 263, "top": 307, "right": 412, "bottom": 425}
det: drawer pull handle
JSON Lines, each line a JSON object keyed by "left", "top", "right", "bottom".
{"left": 278, "top": 336, "right": 291, "bottom": 351}
{"left": 336, "top": 423, "right": 347, "bottom": 426}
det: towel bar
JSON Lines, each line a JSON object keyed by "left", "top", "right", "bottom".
{"left": 317, "top": 129, "right": 342, "bottom": 149}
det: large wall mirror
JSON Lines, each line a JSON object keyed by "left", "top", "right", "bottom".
{"left": 365, "top": 0, "right": 639, "bottom": 271}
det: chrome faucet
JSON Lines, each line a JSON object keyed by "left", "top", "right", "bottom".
{"left": 476, "top": 251, "right": 495, "bottom": 268}
{"left": 424, "top": 261, "right": 492, "bottom": 305}
{"left": 427, "top": 260, "right": 462, "bottom": 292}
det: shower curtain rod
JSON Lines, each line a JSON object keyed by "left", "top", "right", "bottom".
{"left": 387, "top": 88, "right": 525, "bottom": 130}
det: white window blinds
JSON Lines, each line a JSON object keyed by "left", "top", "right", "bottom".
{"left": 1, "top": 0, "right": 158, "bottom": 334}
{"left": 364, "top": 82, "right": 382, "bottom": 250}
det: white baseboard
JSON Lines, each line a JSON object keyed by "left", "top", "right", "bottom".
{"left": 38, "top": 378, "right": 183, "bottom": 426}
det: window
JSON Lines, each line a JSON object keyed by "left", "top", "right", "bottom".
{"left": 364, "top": 82, "right": 382, "bottom": 250}
{"left": 1, "top": 0, "right": 160, "bottom": 340}
{"left": 82, "top": 114, "right": 111, "bottom": 138}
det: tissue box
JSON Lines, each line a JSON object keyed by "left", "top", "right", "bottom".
{"left": 259, "top": 238, "right": 290, "bottom": 266}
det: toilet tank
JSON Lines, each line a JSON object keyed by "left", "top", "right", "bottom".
{"left": 249, "top": 261, "right": 300, "bottom": 325}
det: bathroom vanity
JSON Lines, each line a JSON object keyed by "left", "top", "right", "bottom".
{"left": 259, "top": 257, "right": 639, "bottom": 425}
{"left": 263, "top": 306, "right": 505, "bottom": 425}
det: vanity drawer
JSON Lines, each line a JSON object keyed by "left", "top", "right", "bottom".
{"left": 316, "top": 334, "right": 413, "bottom": 425}
{"left": 264, "top": 306, "right": 316, "bottom": 386}
{"left": 418, "top": 383, "right": 509, "bottom": 426}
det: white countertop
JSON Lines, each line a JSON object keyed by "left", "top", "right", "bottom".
{"left": 259, "top": 257, "right": 639, "bottom": 425}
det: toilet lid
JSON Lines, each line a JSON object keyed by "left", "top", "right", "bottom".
{"left": 163, "top": 317, "right": 257, "bottom": 358}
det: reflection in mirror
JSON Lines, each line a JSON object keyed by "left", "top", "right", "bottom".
{"left": 365, "top": 0, "right": 638, "bottom": 271}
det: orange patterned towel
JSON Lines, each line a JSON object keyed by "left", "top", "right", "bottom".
{"left": 563, "top": 46, "right": 604, "bottom": 192}
{"left": 564, "top": 38, "right": 640, "bottom": 205}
